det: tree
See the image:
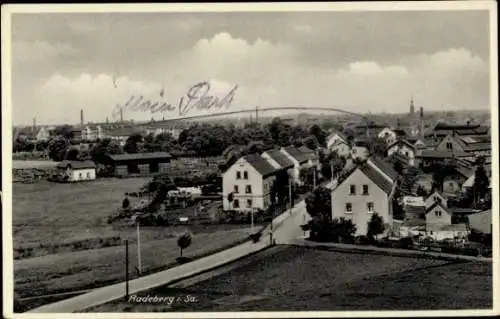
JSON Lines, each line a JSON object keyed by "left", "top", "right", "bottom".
{"left": 331, "top": 218, "right": 357, "bottom": 243}
{"left": 305, "top": 186, "right": 332, "bottom": 223}
{"left": 393, "top": 161, "right": 404, "bottom": 175}
{"left": 302, "top": 135, "right": 319, "bottom": 150}
{"left": 122, "top": 197, "right": 130, "bottom": 210}
{"left": 309, "top": 124, "right": 327, "bottom": 146}
{"left": 65, "top": 148, "right": 80, "bottom": 161}
{"left": 124, "top": 133, "right": 144, "bottom": 153}
{"left": 369, "top": 137, "right": 387, "bottom": 157}
{"left": 48, "top": 138, "right": 70, "bottom": 162}
{"left": 392, "top": 188, "right": 405, "bottom": 221}
{"left": 473, "top": 163, "right": 489, "bottom": 203}
{"left": 53, "top": 125, "right": 75, "bottom": 140}
{"left": 367, "top": 213, "right": 385, "bottom": 241}
{"left": 416, "top": 185, "right": 428, "bottom": 197}
{"left": 177, "top": 232, "right": 192, "bottom": 257}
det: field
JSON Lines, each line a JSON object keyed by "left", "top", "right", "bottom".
{"left": 12, "top": 178, "right": 254, "bottom": 306}
{"left": 89, "top": 246, "right": 493, "bottom": 312}
{"left": 13, "top": 160, "right": 58, "bottom": 169}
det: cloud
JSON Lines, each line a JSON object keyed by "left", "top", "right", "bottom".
{"left": 18, "top": 32, "right": 489, "bottom": 125}
{"left": 13, "top": 41, "right": 78, "bottom": 63}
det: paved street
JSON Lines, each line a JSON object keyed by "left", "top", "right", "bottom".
{"left": 28, "top": 200, "right": 307, "bottom": 313}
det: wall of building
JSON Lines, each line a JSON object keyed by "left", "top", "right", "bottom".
{"left": 443, "top": 176, "right": 464, "bottom": 194}
{"left": 331, "top": 142, "right": 351, "bottom": 158}
{"left": 425, "top": 205, "right": 452, "bottom": 231}
{"left": 69, "top": 168, "right": 96, "bottom": 181}
{"left": 331, "top": 168, "right": 391, "bottom": 236}
{"left": 435, "top": 134, "right": 466, "bottom": 153}
{"left": 223, "top": 159, "right": 266, "bottom": 212}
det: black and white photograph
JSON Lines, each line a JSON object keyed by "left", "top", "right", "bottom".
{"left": 1, "top": 2, "right": 498, "bottom": 317}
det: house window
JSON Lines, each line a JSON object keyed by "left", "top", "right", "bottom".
{"left": 79, "top": 172, "right": 83, "bottom": 179}
{"left": 233, "top": 199, "right": 240, "bottom": 208}
{"left": 446, "top": 142, "right": 453, "bottom": 150}
{"left": 245, "top": 185, "right": 252, "bottom": 194}
{"left": 362, "top": 185, "right": 369, "bottom": 195}
{"left": 345, "top": 203, "right": 352, "bottom": 212}
{"left": 234, "top": 185, "right": 239, "bottom": 193}
{"left": 86, "top": 172, "right": 91, "bottom": 179}
{"left": 246, "top": 199, "right": 253, "bottom": 208}
{"left": 236, "top": 171, "right": 241, "bottom": 179}
{"left": 434, "top": 196, "right": 442, "bottom": 204}
{"left": 243, "top": 171, "right": 248, "bottom": 179}
{"left": 350, "top": 185, "right": 356, "bottom": 195}
{"left": 367, "top": 202, "right": 374, "bottom": 212}
{"left": 435, "top": 210, "right": 442, "bottom": 217}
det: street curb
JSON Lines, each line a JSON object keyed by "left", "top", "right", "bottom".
{"left": 291, "top": 242, "right": 493, "bottom": 263}
{"left": 80, "top": 243, "right": 273, "bottom": 312}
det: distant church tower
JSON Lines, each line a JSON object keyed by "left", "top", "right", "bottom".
{"left": 409, "top": 96, "right": 415, "bottom": 115}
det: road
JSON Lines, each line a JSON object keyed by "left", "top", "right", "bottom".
{"left": 28, "top": 199, "right": 309, "bottom": 313}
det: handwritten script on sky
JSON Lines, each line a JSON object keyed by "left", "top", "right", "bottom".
{"left": 112, "top": 82, "right": 238, "bottom": 119}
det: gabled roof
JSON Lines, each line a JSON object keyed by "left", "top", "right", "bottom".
{"left": 282, "top": 146, "right": 309, "bottom": 164}
{"left": 243, "top": 153, "right": 280, "bottom": 178}
{"left": 298, "top": 145, "right": 314, "bottom": 154}
{"left": 57, "top": 160, "right": 96, "bottom": 169}
{"left": 326, "top": 131, "right": 349, "bottom": 144}
{"left": 368, "top": 156, "right": 399, "bottom": 182}
{"left": 426, "top": 190, "right": 448, "bottom": 202}
{"left": 425, "top": 201, "right": 452, "bottom": 215}
{"left": 263, "top": 149, "right": 294, "bottom": 170}
{"left": 107, "top": 152, "right": 172, "bottom": 161}
{"left": 388, "top": 152, "right": 410, "bottom": 165}
{"left": 463, "top": 143, "right": 491, "bottom": 152}
{"left": 358, "top": 162, "right": 395, "bottom": 195}
{"left": 387, "top": 139, "right": 416, "bottom": 151}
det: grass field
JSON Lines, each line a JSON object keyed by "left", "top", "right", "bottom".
{"left": 89, "top": 246, "right": 492, "bottom": 312}
{"left": 12, "top": 178, "right": 254, "bottom": 304}
{"left": 13, "top": 160, "right": 58, "bottom": 169}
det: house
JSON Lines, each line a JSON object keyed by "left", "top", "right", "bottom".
{"left": 424, "top": 190, "right": 448, "bottom": 209}
{"left": 81, "top": 125, "right": 105, "bottom": 141}
{"left": 386, "top": 139, "right": 416, "bottom": 166}
{"left": 442, "top": 166, "right": 474, "bottom": 195}
{"left": 351, "top": 139, "right": 370, "bottom": 161}
{"left": 354, "top": 123, "right": 386, "bottom": 137}
{"left": 222, "top": 153, "right": 280, "bottom": 212}
{"left": 468, "top": 209, "right": 492, "bottom": 234}
{"left": 331, "top": 157, "right": 398, "bottom": 236}
{"left": 97, "top": 152, "right": 172, "bottom": 177}
{"left": 326, "top": 131, "right": 350, "bottom": 150}
{"left": 401, "top": 196, "right": 426, "bottom": 227}
{"left": 261, "top": 149, "right": 294, "bottom": 173}
{"left": 425, "top": 202, "right": 469, "bottom": 241}
{"left": 298, "top": 145, "right": 319, "bottom": 167}
{"left": 377, "top": 127, "right": 397, "bottom": 145}
{"left": 36, "top": 127, "right": 50, "bottom": 141}
{"left": 280, "top": 146, "right": 309, "bottom": 184}
{"left": 431, "top": 122, "right": 489, "bottom": 138}
{"left": 329, "top": 139, "right": 351, "bottom": 158}
{"left": 418, "top": 149, "right": 470, "bottom": 170}
{"left": 54, "top": 160, "right": 97, "bottom": 182}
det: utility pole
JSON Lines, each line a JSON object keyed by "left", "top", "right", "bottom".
{"left": 289, "top": 178, "right": 293, "bottom": 215}
{"left": 136, "top": 220, "right": 142, "bottom": 275}
{"left": 125, "top": 240, "right": 129, "bottom": 300}
{"left": 331, "top": 160, "right": 334, "bottom": 184}
{"left": 250, "top": 208, "right": 254, "bottom": 231}
{"left": 313, "top": 168, "right": 317, "bottom": 189}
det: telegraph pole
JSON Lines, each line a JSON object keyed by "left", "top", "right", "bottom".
{"left": 125, "top": 240, "right": 129, "bottom": 300}
{"left": 289, "top": 178, "right": 293, "bottom": 215}
{"left": 136, "top": 220, "right": 142, "bottom": 275}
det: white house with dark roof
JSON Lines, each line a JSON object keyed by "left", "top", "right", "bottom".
{"left": 326, "top": 131, "right": 349, "bottom": 150}
{"left": 331, "top": 157, "right": 398, "bottom": 236}
{"left": 280, "top": 146, "right": 309, "bottom": 184}
{"left": 329, "top": 138, "right": 351, "bottom": 158}
{"left": 425, "top": 201, "right": 469, "bottom": 241}
{"left": 424, "top": 190, "right": 448, "bottom": 209}
{"left": 222, "top": 153, "right": 280, "bottom": 212}
{"left": 54, "top": 160, "right": 97, "bottom": 182}
{"left": 386, "top": 139, "right": 416, "bottom": 166}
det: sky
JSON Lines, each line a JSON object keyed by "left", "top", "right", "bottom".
{"left": 10, "top": 10, "right": 491, "bottom": 126}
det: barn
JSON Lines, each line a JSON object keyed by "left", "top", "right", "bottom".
{"left": 97, "top": 152, "right": 173, "bottom": 177}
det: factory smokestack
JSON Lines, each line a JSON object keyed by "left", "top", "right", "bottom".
{"left": 419, "top": 107, "right": 424, "bottom": 139}
{"left": 32, "top": 118, "right": 36, "bottom": 133}
{"left": 80, "top": 109, "right": 84, "bottom": 127}
{"left": 120, "top": 109, "right": 124, "bottom": 123}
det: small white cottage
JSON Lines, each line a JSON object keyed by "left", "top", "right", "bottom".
{"left": 55, "top": 160, "right": 97, "bottom": 182}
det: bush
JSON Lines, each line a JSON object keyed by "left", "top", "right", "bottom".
{"left": 177, "top": 232, "right": 192, "bottom": 257}
{"left": 355, "top": 235, "right": 371, "bottom": 245}
{"left": 249, "top": 232, "right": 262, "bottom": 243}
{"left": 398, "top": 236, "right": 414, "bottom": 249}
